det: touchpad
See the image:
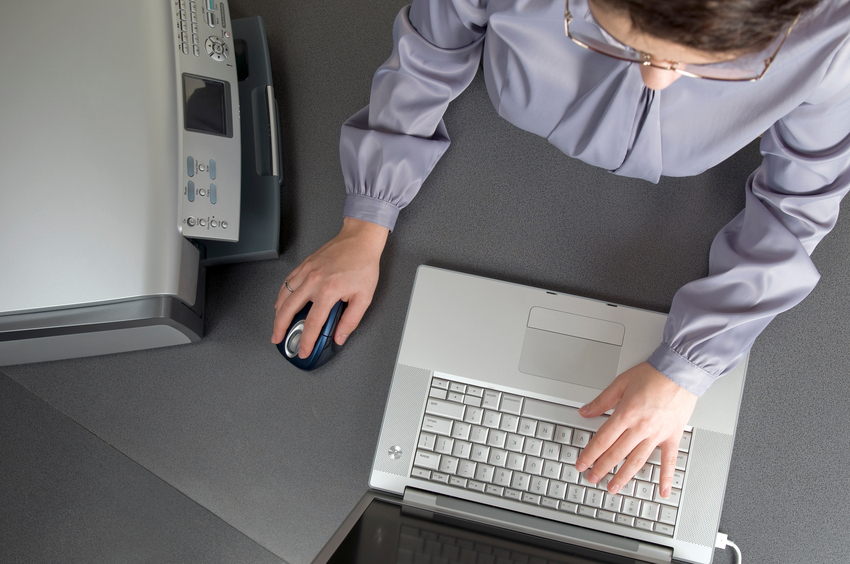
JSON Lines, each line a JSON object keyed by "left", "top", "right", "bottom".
{"left": 518, "top": 307, "right": 624, "bottom": 391}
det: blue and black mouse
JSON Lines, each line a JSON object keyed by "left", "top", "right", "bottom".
{"left": 277, "top": 300, "right": 346, "bottom": 370}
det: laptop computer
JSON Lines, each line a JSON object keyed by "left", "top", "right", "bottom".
{"left": 313, "top": 266, "right": 746, "bottom": 564}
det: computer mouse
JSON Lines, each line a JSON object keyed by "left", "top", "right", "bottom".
{"left": 277, "top": 300, "right": 346, "bottom": 370}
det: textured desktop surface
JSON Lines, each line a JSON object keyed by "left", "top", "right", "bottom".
{"left": 2, "top": 1, "right": 849, "bottom": 564}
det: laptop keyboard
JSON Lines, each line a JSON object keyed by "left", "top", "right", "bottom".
{"left": 412, "top": 375, "right": 691, "bottom": 538}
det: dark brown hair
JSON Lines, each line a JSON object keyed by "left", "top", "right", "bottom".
{"left": 595, "top": 0, "right": 822, "bottom": 53}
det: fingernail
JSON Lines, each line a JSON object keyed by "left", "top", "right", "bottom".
{"left": 661, "top": 487, "right": 670, "bottom": 498}
{"left": 579, "top": 405, "right": 590, "bottom": 415}
{"left": 575, "top": 462, "right": 587, "bottom": 472}
{"left": 337, "top": 334, "right": 348, "bottom": 345}
{"left": 588, "top": 473, "right": 599, "bottom": 484}
{"left": 609, "top": 484, "right": 620, "bottom": 494}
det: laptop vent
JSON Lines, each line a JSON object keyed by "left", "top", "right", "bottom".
{"left": 674, "top": 428, "right": 733, "bottom": 548}
{"left": 373, "top": 364, "right": 432, "bottom": 477}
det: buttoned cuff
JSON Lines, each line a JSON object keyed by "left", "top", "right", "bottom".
{"left": 647, "top": 343, "right": 718, "bottom": 396}
{"left": 343, "top": 193, "right": 401, "bottom": 232}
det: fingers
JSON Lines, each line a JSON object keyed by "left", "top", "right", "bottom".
{"left": 297, "top": 299, "right": 334, "bottom": 358}
{"left": 575, "top": 375, "right": 628, "bottom": 472}
{"left": 579, "top": 374, "right": 626, "bottom": 418}
{"left": 656, "top": 437, "right": 680, "bottom": 498}
{"left": 334, "top": 296, "right": 370, "bottom": 345}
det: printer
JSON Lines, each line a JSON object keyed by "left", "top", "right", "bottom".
{"left": 0, "top": 0, "right": 282, "bottom": 365}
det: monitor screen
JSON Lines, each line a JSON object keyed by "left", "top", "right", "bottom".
{"left": 183, "top": 74, "right": 231, "bottom": 137}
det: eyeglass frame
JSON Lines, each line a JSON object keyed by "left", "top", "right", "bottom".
{"left": 564, "top": 0, "right": 800, "bottom": 82}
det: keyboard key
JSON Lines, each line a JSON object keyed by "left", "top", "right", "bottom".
{"left": 566, "top": 485, "right": 585, "bottom": 504}
{"left": 422, "top": 415, "right": 453, "bottom": 436}
{"left": 559, "top": 501, "right": 579, "bottom": 513}
{"left": 414, "top": 450, "right": 441, "bottom": 471}
{"left": 635, "top": 463, "right": 653, "bottom": 482}
{"left": 597, "top": 473, "right": 615, "bottom": 491}
{"left": 452, "top": 440, "right": 472, "bottom": 459}
{"left": 448, "top": 391, "right": 465, "bottom": 403}
{"left": 449, "top": 382, "right": 467, "bottom": 393}
{"left": 451, "top": 422, "right": 471, "bottom": 441}
{"left": 464, "top": 407, "right": 484, "bottom": 425}
{"left": 486, "top": 484, "right": 504, "bottom": 496}
{"left": 418, "top": 432, "right": 436, "bottom": 450}
{"left": 621, "top": 497, "right": 641, "bottom": 516}
{"left": 639, "top": 501, "right": 660, "bottom": 521}
{"left": 426, "top": 398, "right": 465, "bottom": 420}
{"left": 412, "top": 467, "right": 431, "bottom": 480}
{"left": 560, "top": 465, "right": 580, "bottom": 484}
{"left": 656, "top": 523, "right": 675, "bottom": 536}
{"left": 635, "top": 481, "right": 655, "bottom": 500}
{"left": 506, "top": 452, "right": 526, "bottom": 471}
{"left": 469, "top": 425, "right": 488, "bottom": 444}
{"left": 450, "top": 476, "right": 468, "bottom": 488}
{"left": 467, "top": 479, "right": 486, "bottom": 492}
{"left": 671, "top": 470, "right": 685, "bottom": 489}
{"left": 475, "top": 464, "right": 495, "bottom": 483}
{"left": 434, "top": 436, "right": 454, "bottom": 454}
{"left": 676, "top": 453, "right": 689, "bottom": 471}
{"left": 654, "top": 488, "right": 682, "bottom": 507}
{"left": 542, "top": 441, "right": 560, "bottom": 460}
{"left": 616, "top": 514, "right": 635, "bottom": 527}
{"left": 559, "top": 446, "right": 580, "bottom": 464}
{"left": 524, "top": 456, "right": 544, "bottom": 476}
{"left": 596, "top": 510, "right": 617, "bottom": 523}
{"left": 522, "top": 438, "right": 543, "bottom": 457}
{"left": 554, "top": 425, "right": 574, "bottom": 444}
{"left": 647, "top": 448, "right": 662, "bottom": 465}
{"left": 471, "top": 444, "right": 490, "bottom": 463}
{"left": 463, "top": 395, "right": 482, "bottom": 407}
{"left": 488, "top": 448, "right": 508, "bottom": 467}
{"left": 429, "top": 387, "right": 448, "bottom": 400}
{"left": 541, "top": 497, "right": 559, "bottom": 509}
{"left": 519, "top": 417, "right": 538, "bottom": 436}
{"left": 529, "top": 477, "right": 549, "bottom": 495}
{"left": 635, "top": 518, "right": 655, "bottom": 532}
{"left": 501, "top": 394, "right": 523, "bottom": 415}
{"left": 522, "top": 492, "right": 541, "bottom": 505}
{"left": 679, "top": 432, "right": 692, "bottom": 452}
{"left": 603, "top": 493, "right": 622, "bottom": 512}
{"left": 457, "top": 460, "right": 477, "bottom": 478}
{"left": 486, "top": 429, "right": 507, "bottom": 448}
{"left": 499, "top": 414, "right": 520, "bottom": 433}
{"left": 619, "top": 480, "right": 636, "bottom": 497}
{"left": 578, "top": 506, "right": 597, "bottom": 518}
{"left": 547, "top": 480, "right": 567, "bottom": 500}
{"left": 482, "top": 390, "right": 501, "bottom": 409}
{"left": 536, "top": 422, "right": 555, "bottom": 441}
{"left": 659, "top": 505, "right": 678, "bottom": 525}
{"left": 542, "top": 459, "right": 562, "bottom": 479}
{"left": 483, "top": 410, "right": 502, "bottom": 429}
{"left": 572, "top": 429, "right": 592, "bottom": 448}
{"left": 585, "top": 489, "right": 604, "bottom": 508}
{"left": 506, "top": 433, "right": 524, "bottom": 452}
{"left": 511, "top": 472, "right": 531, "bottom": 491}
{"left": 523, "top": 398, "right": 600, "bottom": 430}
{"left": 504, "top": 488, "right": 522, "bottom": 500}
{"left": 438, "top": 455, "right": 459, "bottom": 475}
{"left": 466, "top": 386, "right": 484, "bottom": 398}
{"left": 430, "top": 471, "right": 450, "bottom": 484}
{"left": 432, "top": 377, "right": 450, "bottom": 390}
{"left": 493, "top": 468, "right": 512, "bottom": 487}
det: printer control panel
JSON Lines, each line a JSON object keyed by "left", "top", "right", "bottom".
{"left": 173, "top": 0, "right": 241, "bottom": 242}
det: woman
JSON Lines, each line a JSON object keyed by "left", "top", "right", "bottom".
{"left": 272, "top": 0, "right": 850, "bottom": 500}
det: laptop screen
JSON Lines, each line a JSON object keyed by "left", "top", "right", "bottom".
{"left": 324, "top": 497, "right": 644, "bottom": 564}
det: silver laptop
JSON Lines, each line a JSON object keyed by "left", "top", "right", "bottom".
{"left": 314, "top": 266, "right": 746, "bottom": 564}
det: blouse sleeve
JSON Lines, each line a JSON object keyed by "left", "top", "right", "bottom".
{"left": 340, "top": 0, "right": 488, "bottom": 231}
{"left": 648, "top": 39, "right": 850, "bottom": 395}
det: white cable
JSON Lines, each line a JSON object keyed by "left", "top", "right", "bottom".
{"left": 715, "top": 533, "right": 743, "bottom": 564}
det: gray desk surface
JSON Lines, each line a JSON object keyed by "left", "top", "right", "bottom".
{"left": 2, "top": 1, "right": 849, "bottom": 563}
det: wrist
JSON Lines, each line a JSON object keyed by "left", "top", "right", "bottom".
{"left": 339, "top": 217, "right": 389, "bottom": 252}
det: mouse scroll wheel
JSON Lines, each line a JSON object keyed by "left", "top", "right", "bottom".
{"left": 284, "top": 320, "right": 305, "bottom": 358}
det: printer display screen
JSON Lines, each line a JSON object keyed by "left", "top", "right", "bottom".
{"left": 183, "top": 74, "right": 230, "bottom": 137}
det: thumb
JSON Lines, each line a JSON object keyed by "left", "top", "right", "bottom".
{"left": 580, "top": 375, "right": 627, "bottom": 418}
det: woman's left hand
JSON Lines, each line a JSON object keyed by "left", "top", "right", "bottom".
{"left": 575, "top": 361, "right": 697, "bottom": 499}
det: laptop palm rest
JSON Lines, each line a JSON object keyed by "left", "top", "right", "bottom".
{"left": 518, "top": 307, "right": 625, "bottom": 390}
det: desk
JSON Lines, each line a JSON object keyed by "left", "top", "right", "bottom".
{"left": 2, "top": 1, "right": 849, "bottom": 563}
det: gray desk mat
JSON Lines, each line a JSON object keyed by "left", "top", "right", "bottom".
{"left": 3, "top": 1, "right": 850, "bottom": 563}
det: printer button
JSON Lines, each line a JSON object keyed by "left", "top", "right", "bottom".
{"left": 208, "top": 159, "right": 216, "bottom": 180}
{"left": 187, "top": 156, "right": 195, "bottom": 177}
{"left": 187, "top": 181, "right": 195, "bottom": 202}
{"left": 210, "top": 183, "right": 216, "bottom": 204}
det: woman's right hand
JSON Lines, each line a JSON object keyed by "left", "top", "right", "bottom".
{"left": 272, "top": 217, "right": 389, "bottom": 358}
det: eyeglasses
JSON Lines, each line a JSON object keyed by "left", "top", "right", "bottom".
{"left": 564, "top": 0, "right": 799, "bottom": 82}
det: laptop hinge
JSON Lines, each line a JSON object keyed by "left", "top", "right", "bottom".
{"left": 402, "top": 488, "right": 673, "bottom": 564}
